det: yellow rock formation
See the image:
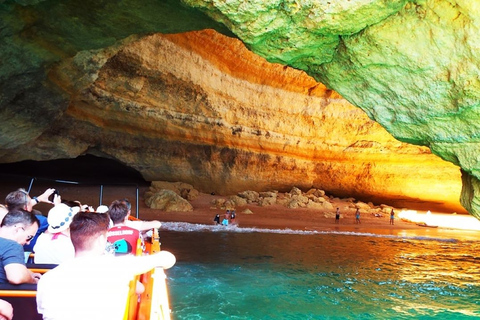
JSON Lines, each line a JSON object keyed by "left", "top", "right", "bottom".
{"left": 39, "top": 30, "right": 463, "bottom": 212}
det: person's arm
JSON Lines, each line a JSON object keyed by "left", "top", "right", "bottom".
{"left": 4, "top": 263, "right": 40, "bottom": 284}
{"left": 119, "top": 251, "right": 175, "bottom": 276}
{"left": 0, "top": 299, "right": 13, "bottom": 320}
{"left": 139, "top": 220, "right": 161, "bottom": 231}
{"left": 30, "top": 188, "right": 56, "bottom": 206}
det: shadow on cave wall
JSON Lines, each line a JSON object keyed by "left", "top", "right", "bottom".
{"left": 0, "top": 156, "right": 468, "bottom": 215}
{"left": 0, "top": 155, "right": 149, "bottom": 214}
{"left": 0, "top": 155, "right": 148, "bottom": 186}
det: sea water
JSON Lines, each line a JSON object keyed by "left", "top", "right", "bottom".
{"left": 159, "top": 223, "right": 480, "bottom": 319}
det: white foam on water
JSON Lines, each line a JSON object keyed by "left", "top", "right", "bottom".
{"left": 160, "top": 222, "right": 459, "bottom": 242}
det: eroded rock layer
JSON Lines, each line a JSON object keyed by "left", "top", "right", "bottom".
{"left": 0, "top": 29, "right": 463, "bottom": 212}
{"left": 180, "top": 0, "right": 480, "bottom": 217}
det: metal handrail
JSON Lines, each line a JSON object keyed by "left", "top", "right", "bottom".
{"left": 1, "top": 174, "right": 140, "bottom": 219}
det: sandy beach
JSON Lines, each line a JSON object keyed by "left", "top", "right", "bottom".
{"left": 142, "top": 192, "right": 413, "bottom": 231}
{"left": 0, "top": 178, "right": 471, "bottom": 237}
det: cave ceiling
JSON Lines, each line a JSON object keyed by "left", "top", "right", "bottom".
{"left": 1, "top": 0, "right": 478, "bottom": 217}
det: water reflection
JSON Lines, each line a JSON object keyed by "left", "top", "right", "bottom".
{"left": 162, "top": 227, "right": 480, "bottom": 319}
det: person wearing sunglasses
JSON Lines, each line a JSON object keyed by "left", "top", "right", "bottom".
{"left": 0, "top": 209, "right": 41, "bottom": 285}
{"left": 4, "top": 188, "right": 56, "bottom": 256}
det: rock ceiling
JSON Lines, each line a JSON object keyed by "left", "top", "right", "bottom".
{"left": 0, "top": 0, "right": 477, "bottom": 216}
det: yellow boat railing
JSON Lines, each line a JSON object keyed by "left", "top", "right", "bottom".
{"left": 124, "top": 227, "right": 172, "bottom": 320}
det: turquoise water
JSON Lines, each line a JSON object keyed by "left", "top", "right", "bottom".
{"left": 160, "top": 223, "right": 480, "bottom": 319}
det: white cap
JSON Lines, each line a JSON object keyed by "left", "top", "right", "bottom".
{"left": 96, "top": 205, "right": 109, "bottom": 213}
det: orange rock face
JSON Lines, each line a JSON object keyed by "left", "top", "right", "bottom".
{"left": 31, "top": 30, "right": 463, "bottom": 212}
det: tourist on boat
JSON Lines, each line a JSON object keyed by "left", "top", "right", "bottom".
{"left": 5, "top": 188, "right": 55, "bottom": 213}
{"left": 0, "top": 209, "right": 41, "bottom": 284}
{"left": 33, "top": 203, "right": 80, "bottom": 264}
{"left": 36, "top": 211, "right": 176, "bottom": 320}
{"left": 107, "top": 200, "right": 140, "bottom": 255}
{"left": 5, "top": 188, "right": 55, "bottom": 253}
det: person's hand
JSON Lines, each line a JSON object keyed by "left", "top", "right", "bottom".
{"left": 36, "top": 188, "right": 56, "bottom": 204}
{"left": 155, "top": 251, "right": 176, "bottom": 269}
{"left": 32, "top": 272, "right": 42, "bottom": 284}
{"left": 53, "top": 193, "right": 62, "bottom": 205}
{"left": 0, "top": 299, "right": 13, "bottom": 320}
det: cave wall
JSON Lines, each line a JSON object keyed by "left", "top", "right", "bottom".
{"left": 179, "top": 0, "right": 480, "bottom": 217}
{"left": 0, "top": 0, "right": 469, "bottom": 214}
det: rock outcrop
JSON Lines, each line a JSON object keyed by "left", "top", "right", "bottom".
{"left": 210, "top": 187, "right": 394, "bottom": 218}
{"left": 1, "top": 29, "right": 462, "bottom": 212}
{"left": 180, "top": 0, "right": 480, "bottom": 217}
{"left": 145, "top": 189, "right": 194, "bottom": 212}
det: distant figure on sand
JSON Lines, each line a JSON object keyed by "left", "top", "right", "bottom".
{"left": 355, "top": 208, "right": 361, "bottom": 224}
{"left": 390, "top": 209, "right": 395, "bottom": 225}
{"left": 213, "top": 214, "right": 220, "bottom": 225}
{"left": 222, "top": 211, "right": 230, "bottom": 226}
{"left": 335, "top": 208, "right": 340, "bottom": 224}
{"left": 230, "top": 210, "right": 236, "bottom": 224}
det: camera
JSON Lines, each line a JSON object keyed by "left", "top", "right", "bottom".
{"left": 48, "top": 189, "right": 60, "bottom": 202}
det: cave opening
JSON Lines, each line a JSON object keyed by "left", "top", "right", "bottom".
{"left": 0, "top": 155, "right": 149, "bottom": 211}
{"left": 0, "top": 155, "right": 148, "bottom": 188}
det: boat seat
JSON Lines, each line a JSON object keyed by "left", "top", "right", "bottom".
{"left": 26, "top": 263, "right": 58, "bottom": 274}
{"left": 0, "top": 283, "right": 41, "bottom": 320}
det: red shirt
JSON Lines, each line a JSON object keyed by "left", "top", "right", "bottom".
{"left": 107, "top": 225, "right": 140, "bottom": 255}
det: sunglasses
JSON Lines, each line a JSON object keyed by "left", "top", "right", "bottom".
{"left": 18, "top": 226, "right": 35, "bottom": 241}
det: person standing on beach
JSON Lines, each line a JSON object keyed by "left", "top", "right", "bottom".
{"left": 213, "top": 214, "right": 220, "bottom": 225}
{"left": 355, "top": 208, "right": 361, "bottom": 224}
{"left": 335, "top": 208, "right": 340, "bottom": 224}
{"left": 222, "top": 211, "right": 230, "bottom": 226}
{"left": 389, "top": 209, "right": 395, "bottom": 225}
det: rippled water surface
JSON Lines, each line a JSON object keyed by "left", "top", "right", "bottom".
{"left": 160, "top": 223, "right": 480, "bottom": 319}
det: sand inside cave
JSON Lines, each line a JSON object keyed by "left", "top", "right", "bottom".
{"left": 0, "top": 155, "right": 470, "bottom": 236}
{"left": 2, "top": 177, "right": 469, "bottom": 238}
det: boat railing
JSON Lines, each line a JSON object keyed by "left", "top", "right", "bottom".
{"left": 124, "top": 227, "right": 172, "bottom": 320}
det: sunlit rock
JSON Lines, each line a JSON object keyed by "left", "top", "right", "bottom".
{"left": 0, "top": 29, "right": 464, "bottom": 213}
{"left": 180, "top": 0, "right": 480, "bottom": 217}
{"left": 0, "top": 1, "right": 468, "bottom": 215}
{"left": 144, "top": 189, "right": 193, "bottom": 212}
